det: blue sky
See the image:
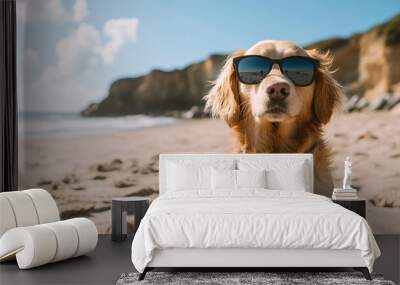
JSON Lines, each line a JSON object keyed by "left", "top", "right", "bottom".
{"left": 17, "top": 0, "right": 400, "bottom": 112}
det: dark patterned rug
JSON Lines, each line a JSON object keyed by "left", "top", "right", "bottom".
{"left": 116, "top": 271, "right": 396, "bottom": 285}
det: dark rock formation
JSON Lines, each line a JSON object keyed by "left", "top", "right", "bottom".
{"left": 82, "top": 55, "right": 225, "bottom": 117}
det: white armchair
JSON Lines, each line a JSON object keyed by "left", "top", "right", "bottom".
{"left": 0, "top": 189, "right": 98, "bottom": 269}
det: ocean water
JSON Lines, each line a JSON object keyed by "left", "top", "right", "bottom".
{"left": 19, "top": 112, "right": 178, "bottom": 139}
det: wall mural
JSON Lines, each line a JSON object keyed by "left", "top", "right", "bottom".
{"left": 17, "top": 0, "right": 400, "bottom": 234}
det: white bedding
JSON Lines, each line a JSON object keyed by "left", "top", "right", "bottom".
{"left": 131, "top": 190, "right": 380, "bottom": 273}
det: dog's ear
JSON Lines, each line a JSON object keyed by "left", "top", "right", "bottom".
{"left": 204, "top": 50, "right": 245, "bottom": 127}
{"left": 307, "top": 49, "right": 342, "bottom": 125}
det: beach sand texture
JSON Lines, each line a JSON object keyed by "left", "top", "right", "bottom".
{"left": 19, "top": 111, "right": 400, "bottom": 234}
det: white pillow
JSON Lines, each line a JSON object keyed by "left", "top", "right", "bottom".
{"left": 237, "top": 169, "right": 267, "bottom": 189}
{"left": 167, "top": 160, "right": 235, "bottom": 192}
{"left": 211, "top": 168, "right": 236, "bottom": 190}
{"left": 211, "top": 168, "right": 268, "bottom": 190}
{"left": 168, "top": 163, "right": 208, "bottom": 191}
{"left": 238, "top": 160, "right": 308, "bottom": 191}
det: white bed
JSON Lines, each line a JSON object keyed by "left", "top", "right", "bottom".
{"left": 131, "top": 154, "right": 380, "bottom": 280}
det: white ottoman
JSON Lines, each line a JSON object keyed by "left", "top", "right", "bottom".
{"left": 0, "top": 189, "right": 98, "bottom": 269}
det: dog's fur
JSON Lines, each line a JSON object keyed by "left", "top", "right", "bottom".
{"left": 204, "top": 40, "right": 342, "bottom": 197}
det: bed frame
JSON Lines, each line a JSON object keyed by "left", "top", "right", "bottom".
{"left": 140, "top": 248, "right": 370, "bottom": 280}
{"left": 139, "top": 154, "right": 371, "bottom": 280}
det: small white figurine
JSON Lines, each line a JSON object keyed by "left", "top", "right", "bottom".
{"left": 342, "top": 156, "right": 353, "bottom": 189}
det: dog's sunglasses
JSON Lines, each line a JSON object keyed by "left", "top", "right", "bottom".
{"left": 233, "top": 55, "right": 320, "bottom": 86}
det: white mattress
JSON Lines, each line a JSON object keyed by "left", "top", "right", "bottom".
{"left": 131, "top": 190, "right": 380, "bottom": 273}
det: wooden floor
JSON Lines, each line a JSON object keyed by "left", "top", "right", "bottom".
{"left": 0, "top": 235, "right": 399, "bottom": 285}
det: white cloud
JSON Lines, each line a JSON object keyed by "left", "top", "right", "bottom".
{"left": 17, "top": 0, "right": 88, "bottom": 24}
{"left": 73, "top": 0, "right": 88, "bottom": 22}
{"left": 55, "top": 23, "right": 102, "bottom": 73}
{"left": 27, "top": 23, "right": 102, "bottom": 111}
{"left": 53, "top": 19, "right": 139, "bottom": 72}
{"left": 17, "top": 0, "right": 69, "bottom": 23}
{"left": 100, "top": 18, "right": 139, "bottom": 64}
{"left": 24, "top": 18, "right": 139, "bottom": 112}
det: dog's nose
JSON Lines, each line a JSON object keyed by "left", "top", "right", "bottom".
{"left": 266, "top": 82, "right": 290, "bottom": 101}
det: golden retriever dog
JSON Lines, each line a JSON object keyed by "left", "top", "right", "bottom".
{"left": 204, "top": 40, "right": 342, "bottom": 197}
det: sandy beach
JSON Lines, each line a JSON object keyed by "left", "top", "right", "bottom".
{"left": 19, "top": 111, "right": 400, "bottom": 234}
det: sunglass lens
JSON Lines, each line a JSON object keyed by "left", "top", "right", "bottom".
{"left": 237, "top": 57, "right": 271, "bottom": 84}
{"left": 281, "top": 57, "right": 316, "bottom": 86}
